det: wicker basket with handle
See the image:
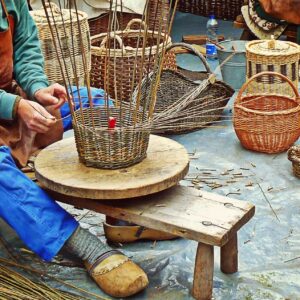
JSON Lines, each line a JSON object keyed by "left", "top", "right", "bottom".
{"left": 30, "top": 2, "right": 90, "bottom": 86}
{"left": 148, "top": 43, "right": 234, "bottom": 134}
{"left": 177, "top": 0, "right": 245, "bottom": 20}
{"left": 90, "top": 18, "right": 171, "bottom": 104}
{"left": 234, "top": 71, "right": 300, "bottom": 154}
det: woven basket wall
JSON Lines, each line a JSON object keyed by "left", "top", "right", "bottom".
{"left": 288, "top": 146, "right": 300, "bottom": 178}
{"left": 88, "top": 0, "right": 170, "bottom": 36}
{"left": 246, "top": 40, "right": 300, "bottom": 96}
{"left": 30, "top": 3, "right": 91, "bottom": 86}
{"left": 90, "top": 19, "right": 172, "bottom": 103}
{"left": 234, "top": 72, "right": 300, "bottom": 154}
{"left": 177, "top": 0, "right": 245, "bottom": 20}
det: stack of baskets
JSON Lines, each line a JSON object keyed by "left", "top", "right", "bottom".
{"left": 151, "top": 43, "right": 234, "bottom": 134}
{"left": 233, "top": 72, "right": 300, "bottom": 153}
{"left": 30, "top": 3, "right": 90, "bottom": 86}
{"left": 177, "top": 0, "right": 245, "bottom": 20}
{"left": 90, "top": 19, "right": 172, "bottom": 103}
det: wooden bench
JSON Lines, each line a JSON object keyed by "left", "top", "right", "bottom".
{"left": 32, "top": 136, "right": 255, "bottom": 300}
{"left": 43, "top": 185, "right": 255, "bottom": 300}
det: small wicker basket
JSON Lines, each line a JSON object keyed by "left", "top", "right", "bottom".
{"left": 288, "top": 145, "right": 300, "bottom": 178}
{"left": 177, "top": 0, "right": 245, "bottom": 20}
{"left": 30, "top": 2, "right": 90, "bottom": 86}
{"left": 72, "top": 106, "right": 150, "bottom": 169}
{"left": 234, "top": 71, "right": 300, "bottom": 154}
{"left": 151, "top": 43, "right": 234, "bottom": 134}
{"left": 246, "top": 40, "right": 300, "bottom": 96}
{"left": 90, "top": 19, "right": 171, "bottom": 103}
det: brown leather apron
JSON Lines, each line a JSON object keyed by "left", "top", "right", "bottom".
{"left": 0, "top": 0, "right": 63, "bottom": 167}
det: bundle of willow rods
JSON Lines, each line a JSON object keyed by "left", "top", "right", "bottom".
{"left": 0, "top": 265, "right": 83, "bottom": 300}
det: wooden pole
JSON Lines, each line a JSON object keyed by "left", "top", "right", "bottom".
{"left": 192, "top": 243, "right": 214, "bottom": 300}
{"left": 220, "top": 233, "right": 238, "bottom": 274}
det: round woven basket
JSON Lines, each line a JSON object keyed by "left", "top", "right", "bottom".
{"left": 246, "top": 40, "right": 300, "bottom": 96}
{"left": 152, "top": 43, "right": 234, "bottom": 134}
{"left": 72, "top": 106, "right": 150, "bottom": 169}
{"left": 288, "top": 145, "right": 300, "bottom": 178}
{"left": 234, "top": 72, "right": 300, "bottom": 153}
{"left": 30, "top": 2, "right": 90, "bottom": 86}
{"left": 90, "top": 19, "right": 172, "bottom": 103}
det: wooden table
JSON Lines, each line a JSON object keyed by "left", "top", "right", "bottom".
{"left": 35, "top": 136, "right": 255, "bottom": 300}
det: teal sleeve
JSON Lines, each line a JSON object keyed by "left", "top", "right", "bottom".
{"left": 0, "top": 90, "right": 17, "bottom": 120}
{"left": 13, "top": 0, "right": 49, "bottom": 100}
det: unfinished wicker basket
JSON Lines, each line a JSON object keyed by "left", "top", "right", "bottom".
{"left": 72, "top": 106, "right": 150, "bottom": 169}
{"left": 88, "top": 0, "right": 170, "bottom": 36}
{"left": 288, "top": 145, "right": 300, "bottom": 178}
{"left": 234, "top": 72, "right": 300, "bottom": 154}
{"left": 246, "top": 40, "right": 300, "bottom": 96}
{"left": 30, "top": 2, "right": 90, "bottom": 86}
{"left": 90, "top": 19, "right": 172, "bottom": 103}
{"left": 177, "top": 0, "right": 245, "bottom": 20}
{"left": 151, "top": 43, "right": 234, "bottom": 134}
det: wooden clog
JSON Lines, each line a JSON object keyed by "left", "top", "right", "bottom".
{"left": 85, "top": 250, "right": 148, "bottom": 298}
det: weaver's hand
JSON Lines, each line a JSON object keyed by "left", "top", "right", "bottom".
{"left": 17, "top": 99, "right": 56, "bottom": 133}
{"left": 34, "top": 83, "right": 67, "bottom": 109}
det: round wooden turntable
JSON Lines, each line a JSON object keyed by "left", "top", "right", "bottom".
{"left": 35, "top": 135, "right": 189, "bottom": 200}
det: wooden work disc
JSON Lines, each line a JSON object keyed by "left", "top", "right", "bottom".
{"left": 35, "top": 135, "right": 189, "bottom": 200}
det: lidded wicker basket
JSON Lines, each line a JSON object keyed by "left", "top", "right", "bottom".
{"left": 246, "top": 40, "right": 300, "bottom": 96}
{"left": 234, "top": 71, "right": 300, "bottom": 154}
{"left": 90, "top": 19, "right": 171, "bottom": 103}
{"left": 30, "top": 2, "right": 90, "bottom": 86}
{"left": 288, "top": 145, "right": 300, "bottom": 178}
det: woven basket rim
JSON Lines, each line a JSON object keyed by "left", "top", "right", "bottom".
{"left": 246, "top": 40, "right": 300, "bottom": 56}
{"left": 234, "top": 94, "right": 300, "bottom": 116}
{"left": 31, "top": 9, "right": 88, "bottom": 26}
{"left": 91, "top": 30, "right": 171, "bottom": 57}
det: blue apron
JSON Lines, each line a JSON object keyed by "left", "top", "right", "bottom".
{"left": 0, "top": 87, "right": 109, "bottom": 261}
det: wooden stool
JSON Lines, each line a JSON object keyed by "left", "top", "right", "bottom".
{"left": 35, "top": 136, "right": 255, "bottom": 300}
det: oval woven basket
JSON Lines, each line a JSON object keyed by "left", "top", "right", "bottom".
{"left": 90, "top": 19, "right": 172, "bottom": 103}
{"left": 72, "top": 106, "right": 150, "bottom": 169}
{"left": 234, "top": 71, "right": 300, "bottom": 153}
{"left": 152, "top": 43, "right": 234, "bottom": 134}
{"left": 30, "top": 2, "right": 90, "bottom": 86}
{"left": 288, "top": 145, "right": 300, "bottom": 178}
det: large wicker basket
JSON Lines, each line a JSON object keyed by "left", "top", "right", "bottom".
{"left": 234, "top": 72, "right": 300, "bottom": 154}
{"left": 246, "top": 40, "right": 300, "bottom": 96}
{"left": 150, "top": 43, "right": 234, "bottom": 134}
{"left": 88, "top": 0, "right": 170, "bottom": 36}
{"left": 288, "top": 145, "right": 300, "bottom": 178}
{"left": 176, "top": 0, "right": 245, "bottom": 20}
{"left": 90, "top": 19, "right": 171, "bottom": 103}
{"left": 30, "top": 3, "right": 90, "bottom": 86}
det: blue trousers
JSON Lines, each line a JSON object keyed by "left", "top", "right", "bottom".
{"left": 0, "top": 87, "right": 108, "bottom": 261}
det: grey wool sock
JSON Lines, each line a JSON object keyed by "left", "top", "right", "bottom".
{"left": 63, "top": 226, "right": 113, "bottom": 265}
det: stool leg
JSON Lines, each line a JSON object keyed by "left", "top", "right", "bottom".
{"left": 192, "top": 243, "right": 214, "bottom": 300}
{"left": 221, "top": 233, "right": 238, "bottom": 274}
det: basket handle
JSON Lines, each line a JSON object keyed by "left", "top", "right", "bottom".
{"left": 236, "top": 71, "right": 300, "bottom": 104}
{"left": 44, "top": 2, "right": 62, "bottom": 14}
{"left": 125, "top": 18, "right": 147, "bottom": 31}
{"left": 165, "top": 42, "right": 212, "bottom": 75}
{"left": 100, "top": 33, "right": 126, "bottom": 55}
